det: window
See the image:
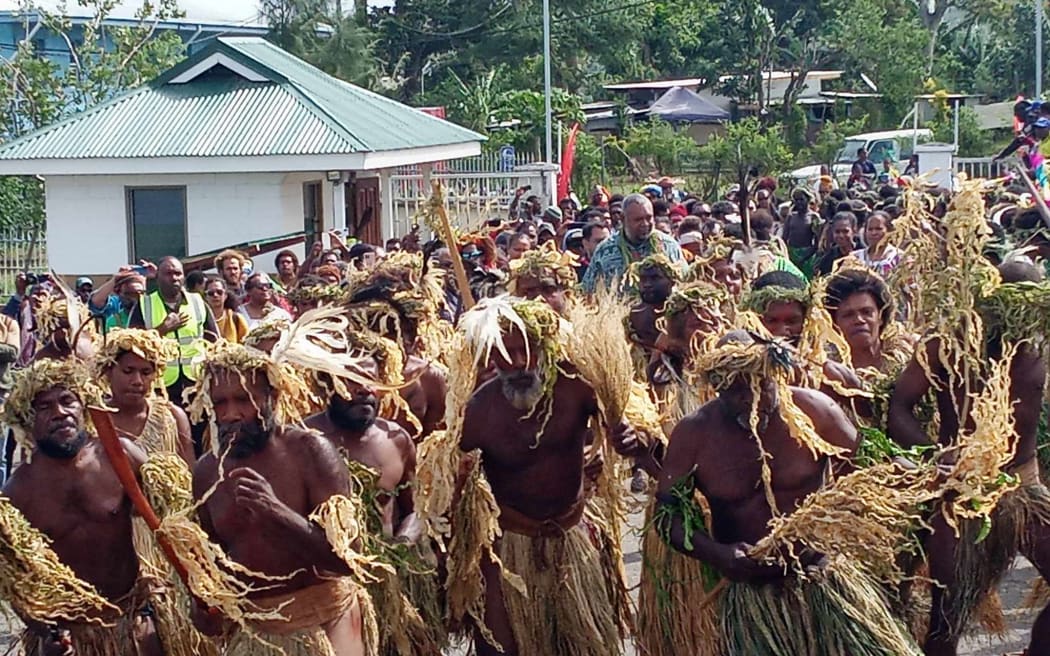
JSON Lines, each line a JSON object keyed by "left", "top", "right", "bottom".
{"left": 126, "top": 187, "right": 187, "bottom": 263}
{"left": 867, "top": 140, "right": 898, "bottom": 164}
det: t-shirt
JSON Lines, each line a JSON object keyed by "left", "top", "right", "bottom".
{"left": 237, "top": 305, "right": 293, "bottom": 331}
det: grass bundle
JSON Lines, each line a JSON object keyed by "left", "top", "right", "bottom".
{"left": 0, "top": 496, "right": 120, "bottom": 625}
{"left": 566, "top": 285, "right": 635, "bottom": 424}
{"left": 749, "top": 462, "right": 935, "bottom": 583}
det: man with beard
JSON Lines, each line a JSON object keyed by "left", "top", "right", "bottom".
{"left": 0, "top": 359, "right": 164, "bottom": 656}
{"left": 189, "top": 344, "right": 368, "bottom": 656}
{"left": 306, "top": 361, "right": 447, "bottom": 656}
{"left": 96, "top": 328, "right": 195, "bottom": 464}
{"left": 449, "top": 297, "right": 631, "bottom": 656}
{"left": 582, "top": 193, "right": 684, "bottom": 294}
{"left": 305, "top": 374, "right": 420, "bottom": 543}
{"left": 644, "top": 331, "right": 920, "bottom": 655}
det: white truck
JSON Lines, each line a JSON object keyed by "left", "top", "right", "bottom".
{"left": 791, "top": 128, "right": 932, "bottom": 187}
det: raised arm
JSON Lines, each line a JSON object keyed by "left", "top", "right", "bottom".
{"left": 887, "top": 339, "right": 939, "bottom": 449}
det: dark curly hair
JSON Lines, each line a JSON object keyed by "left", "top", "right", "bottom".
{"left": 823, "top": 268, "right": 892, "bottom": 330}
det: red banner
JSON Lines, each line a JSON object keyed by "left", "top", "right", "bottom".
{"left": 558, "top": 123, "right": 580, "bottom": 203}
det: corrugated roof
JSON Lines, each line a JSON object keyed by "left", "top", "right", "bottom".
{"left": 0, "top": 37, "right": 483, "bottom": 161}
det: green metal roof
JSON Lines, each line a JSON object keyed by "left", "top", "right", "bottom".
{"left": 0, "top": 37, "right": 483, "bottom": 161}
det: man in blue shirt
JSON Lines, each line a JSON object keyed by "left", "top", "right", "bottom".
{"left": 582, "top": 193, "right": 685, "bottom": 294}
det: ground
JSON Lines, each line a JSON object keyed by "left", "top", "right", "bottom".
{"left": 1, "top": 492, "right": 1039, "bottom": 655}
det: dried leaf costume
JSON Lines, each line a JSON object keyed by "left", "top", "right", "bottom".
{"left": 651, "top": 337, "right": 924, "bottom": 656}
{"left": 0, "top": 359, "right": 201, "bottom": 656}
{"left": 415, "top": 296, "right": 630, "bottom": 656}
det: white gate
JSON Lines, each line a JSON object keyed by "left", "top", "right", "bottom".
{"left": 955, "top": 157, "right": 1008, "bottom": 180}
{"left": 385, "top": 155, "right": 559, "bottom": 240}
{"left": 0, "top": 228, "right": 46, "bottom": 296}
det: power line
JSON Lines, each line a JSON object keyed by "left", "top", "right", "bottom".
{"left": 382, "top": 0, "right": 659, "bottom": 46}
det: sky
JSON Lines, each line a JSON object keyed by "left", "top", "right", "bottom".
{"left": 0, "top": 1, "right": 394, "bottom": 27}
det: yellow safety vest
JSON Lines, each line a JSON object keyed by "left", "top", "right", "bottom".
{"left": 140, "top": 291, "right": 207, "bottom": 387}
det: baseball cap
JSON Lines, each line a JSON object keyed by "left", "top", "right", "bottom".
{"left": 75, "top": 276, "right": 92, "bottom": 288}
{"left": 678, "top": 231, "right": 704, "bottom": 246}
{"left": 543, "top": 206, "right": 563, "bottom": 222}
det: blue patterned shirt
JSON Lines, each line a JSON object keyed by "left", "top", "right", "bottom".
{"left": 581, "top": 230, "right": 685, "bottom": 293}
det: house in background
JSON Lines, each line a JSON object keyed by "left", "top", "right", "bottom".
{"left": 0, "top": 0, "right": 269, "bottom": 66}
{"left": 0, "top": 36, "right": 484, "bottom": 277}
{"left": 591, "top": 70, "right": 847, "bottom": 140}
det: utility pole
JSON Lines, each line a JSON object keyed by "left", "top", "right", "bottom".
{"left": 543, "top": 0, "right": 553, "bottom": 163}
{"left": 1039, "top": 0, "right": 1044, "bottom": 96}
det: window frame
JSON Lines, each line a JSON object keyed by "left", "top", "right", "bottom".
{"left": 125, "top": 185, "right": 188, "bottom": 263}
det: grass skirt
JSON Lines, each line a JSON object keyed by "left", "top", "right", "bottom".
{"left": 496, "top": 520, "right": 629, "bottom": 656}
{"left": 222, "top": 578, "right": 369, "bottom": 656}
{"left": 20, "top": 578, "right": 154, "bottom": 656}
{"left": 946, "top": 466, "right": 1050, "bottom": 639}
{"left": 367, "top": 551, "right": 446, "bottom": 656}
{"left": 720, "top": 558, "right": 922, "bottom": 656}
{"left": 636, "top": 506, "right": 723, "bottom": 656}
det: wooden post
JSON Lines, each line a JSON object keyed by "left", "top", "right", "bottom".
{"left": 430, "top": 181, "right": 477, "bottom": 310}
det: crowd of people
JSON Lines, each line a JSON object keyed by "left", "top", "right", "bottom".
{"left": 0, "top": 162, "right": 1049, "bottom": 656}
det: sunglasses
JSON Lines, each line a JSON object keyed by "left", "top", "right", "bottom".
{"left": 205, "top": 290, "right": 225, "bottom": 297}
{"left": 251, "top": 283, "right": 273, "bottom": 291}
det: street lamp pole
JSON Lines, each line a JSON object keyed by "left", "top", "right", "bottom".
{"left": 1038, "top": 0, "right": 1044, "bottom": 97}
{"left": 543, "top": 0, "right": 553, "bottom": 164}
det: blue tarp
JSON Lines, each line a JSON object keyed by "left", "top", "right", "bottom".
{"left": 646, "top": 86, "right": 730, "bottom": 123}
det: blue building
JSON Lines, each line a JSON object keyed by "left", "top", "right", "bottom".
{"left": 0, "top": 0, "right": 269, "bottom": 66}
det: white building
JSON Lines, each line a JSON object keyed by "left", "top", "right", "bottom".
{"left": 0, "top": 36, "right": 484, "bottom": 277}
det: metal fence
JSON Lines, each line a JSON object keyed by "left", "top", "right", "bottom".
{"left": 0, "top": 228, "right": 46, "bottom": 297}
{"left": 387, "top": 169, "right": 553, "bottom": 239}
{"left": 955, "top": 157, "right": 1007, "bottom": 180}
{"left": 395, "top": 150, "right": 542, "bottom": 176}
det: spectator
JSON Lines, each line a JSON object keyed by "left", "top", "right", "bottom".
{"left": 74, "top": 276, "right": 93, "bottom": 304}
{"left": 204, "top": 276, "right": 248, "bottom": 343}
{"left": 274, "top": 249, "right": 300, "bottom": 293}
{"left": 89, "top": 265, "right": 152, "bottom": 333}
{"left": 385, "top": 238, "right": 402, "bottom": 254}
{"left": 185, "top": 270, "right": 207, "bottom": 295}
{"left": 213, "top": 248, "right": 249, "bottom": 300}
{"left": 582, "top": 193, "right": 684, "bottom": 293}
{"left": 238, "top": 272, "right": 293, "bottom": 330}
{"left": 816, "top": 212, "right": 859, "bottom": 276}
{"left": 506, "top": 233, "right": 533, "bottom": 262}
{"left": 851, "top": 211, "right": 900, "bottom": 277}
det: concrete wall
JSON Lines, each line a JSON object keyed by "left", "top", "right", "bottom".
{"left": 43, "top": 171, "right": 332, "bottom": 277}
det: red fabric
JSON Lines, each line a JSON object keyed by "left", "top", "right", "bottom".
{"left": 558, "top": 123, "right": 581, "bottom": 202}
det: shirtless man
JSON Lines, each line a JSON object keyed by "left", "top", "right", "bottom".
{"left": 99, "top": 329, "right": 195, "bottom": 464}
{"left": 305, "top": 377, "right": 420, "bottom": 542}
{"left": 888, "top": 260, "right": 1050, "bottom": 656}
{"left": 781, "top": 188, "right": 820, "bottom": 277}
{"left": 346, "top": 294, "right": 447, "bottom": 441}
{"left": 645, "top": 332, "right": 919, "bottom": 654}
{"left": 654, "top": 332, "right": 857, "bottom": 572}
{"left": 191, "top": 361, "right": 365, "bottom": 655}
{"left": 1, "top": 364, "right": 159, "bottom": 656}
{"left": 628, "top": 257, "right": 676, "bottom": 367}
{"left": 306, "top": 373, "right": 446, "bottom": 655}
{"left": 458, "top": 299, "right": 629, "bottom": 656}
